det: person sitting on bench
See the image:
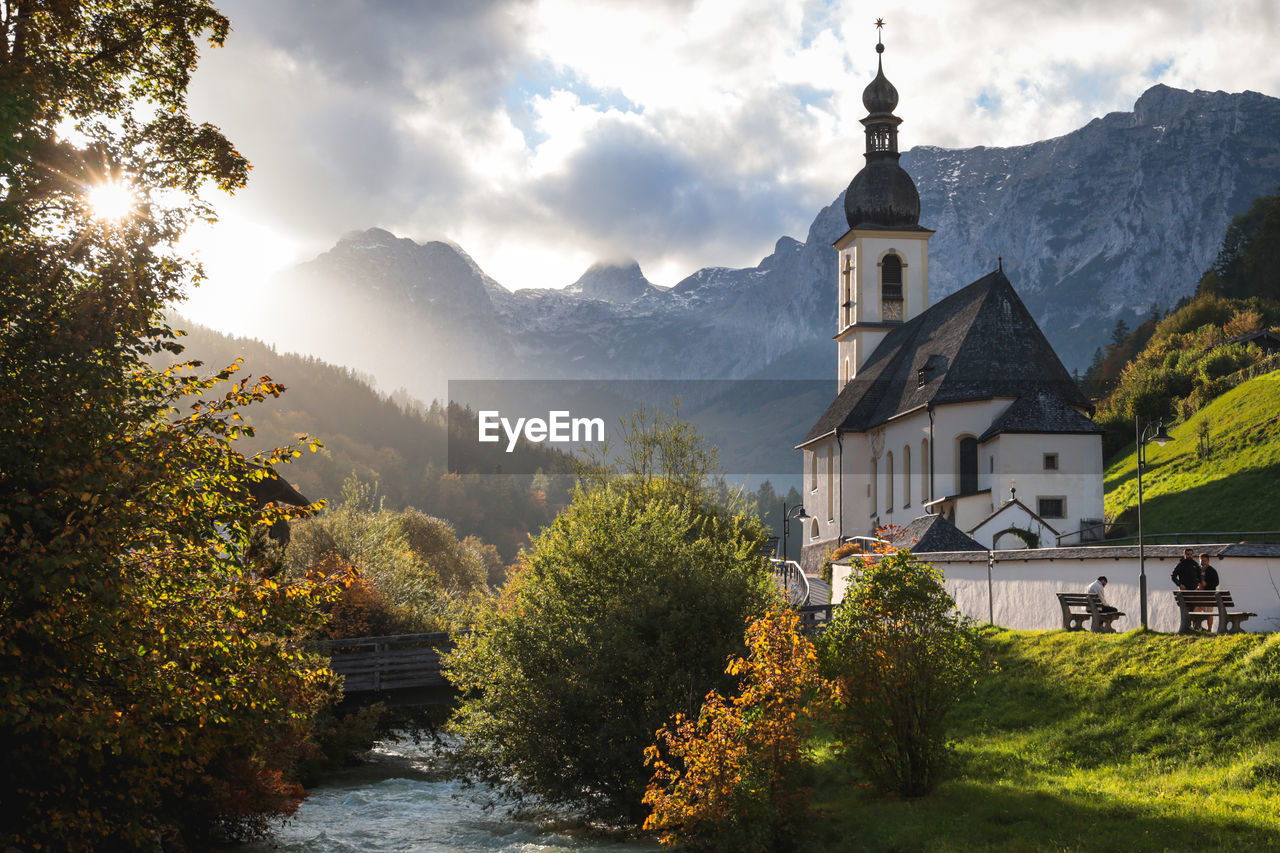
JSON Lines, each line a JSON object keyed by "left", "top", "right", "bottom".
{"left": 1086, "top": 576, "right": 1118, "bottom": 613}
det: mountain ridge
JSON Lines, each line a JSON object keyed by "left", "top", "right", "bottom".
{"left": 259, "top": 83, "right": 1280, "bottom": 399}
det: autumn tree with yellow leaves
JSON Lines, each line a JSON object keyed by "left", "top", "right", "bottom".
{"left": 0, "top": 2, "right": 344, "bottom": 846}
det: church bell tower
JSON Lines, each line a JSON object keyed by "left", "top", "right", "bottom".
{"left": 834, "top": 22, "right": 934, "bottom": 389}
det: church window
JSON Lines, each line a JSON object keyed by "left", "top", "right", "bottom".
{"left": 811, "top": 518, "right": 820, "bottom": 539}
{"left": 881, "top": 253, "right": 904, "bottom": 322}
{"left": 921, "top": 439, "right": 930, "bottom": 502}
{"left": 886, "top": 451, "right": 894, "bottom": 511}
{"left": 958, "top": 436, "right": 978, "bottom": 495}
{"left": 826, "top": 446, "right": 834, "bottom": 520}
{"left": 869, "top": 457, "right": 877, "bottom": 515}
{"left": 1044, "top": 453, "right": 1059, "bottom": 471}
{"left": 903, "top": 444, "right": 911, "bottom": 507}
{"left": 810, "top": 449, "right": 817, "bottom": 491}
{"left": 1038, "top": 496, "right": 1066, "bottom": 519}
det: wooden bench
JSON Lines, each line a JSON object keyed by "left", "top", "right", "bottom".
{"left": 1056, "top": 592, "right": 1125, "bottom": 633}
{"left": 1173, "top": 590, "right": 1256, "bottom": 634}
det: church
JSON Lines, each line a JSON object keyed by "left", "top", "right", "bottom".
{"left": 798, "top": 32, "right": 1105, "bottom": 566}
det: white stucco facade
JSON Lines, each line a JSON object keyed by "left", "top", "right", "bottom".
{"left": 833, "top": 228, "right": 932, "bottom": 385}
{"left": 802, "top": 396, "right": 1105, "bottom": 554}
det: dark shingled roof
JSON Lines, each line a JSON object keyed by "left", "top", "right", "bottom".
{"left": 977, "top": 389, "right": 1104, "bottom": 443}
{"left": 802, "top": 270, "right": 1089, "bottom": 444}
{"left": 888, "top": 514, "right": 986, "bottom": 553}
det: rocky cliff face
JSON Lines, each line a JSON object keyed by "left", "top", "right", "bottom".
{"left": 265, "top": 85, "right": 1280, "bottom": 398}
{"left": 904, "top": 84, "right": 1280, "bottom": 368}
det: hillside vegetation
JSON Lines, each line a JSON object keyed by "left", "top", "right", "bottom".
{"left": 1103, "top": 369, "right": 1280, "bottom": 535}
{"left": 1086, "top": 189, "right": 1280, "bottom": 459}
{"left": 160, "top": 319, "right": 577, "bottom": 559}
{"left": 812, "top": 629, "right": 1280, "bottom": 850}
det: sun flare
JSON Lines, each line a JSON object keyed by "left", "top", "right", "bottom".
{"left": 87, "top": 181, "right": 134, "bottom": 220}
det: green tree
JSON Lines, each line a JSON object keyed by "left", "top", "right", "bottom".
{"left": 578, "top": 401, "right": 728, "bottom": 513}
{"left": 446, "top": 483, "right": 777, "bottom": 824}
{"left": 1200, "top": 188, "right": 1280, "bottom": 302}
{"left": 283, "top": 477, "right": 490, "bottom": 635}
{"left": 0, "top": 3, "right": 341, "bottom": 846}
{"left": 819, "top": 549, "right": 984, "bottom": 797}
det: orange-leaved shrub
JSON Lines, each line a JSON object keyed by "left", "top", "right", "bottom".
{"left": 643, "top": 606, "right": 836, "bottom": 851}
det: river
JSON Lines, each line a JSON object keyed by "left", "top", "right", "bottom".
{"left": 241, "top": 738, "right": 662, "bottom": 853}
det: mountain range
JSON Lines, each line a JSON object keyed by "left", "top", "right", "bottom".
{"left": 258, "top": 84, "right": 1280, "bottom": 402}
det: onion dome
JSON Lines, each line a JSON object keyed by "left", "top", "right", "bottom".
{"left": 843, "top": 30, "right": 921, "bottom": 230}
{"left": 861, "top": 45, "right": 899, "bottom": 114}
{"left": 844, "top": 159, "right": 920, "bottom": 228}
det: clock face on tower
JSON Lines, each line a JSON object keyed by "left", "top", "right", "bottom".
{"left": 883, "top": 299, "right": 903, "bottom": 322}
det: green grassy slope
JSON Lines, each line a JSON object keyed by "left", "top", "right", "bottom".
{"left": 1103, "top": 369, "right": 1280, "bottom": 535}
{"left": 812, "top": 630, "right": 1280, "bottom": 851}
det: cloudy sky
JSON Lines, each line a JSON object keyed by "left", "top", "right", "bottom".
{"left": 179, "top": 0, "right": 1280, "bottom": 332}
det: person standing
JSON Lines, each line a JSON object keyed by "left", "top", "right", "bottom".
{"left": 1197, "top": 553, "right": 1220, "bottom": 591}
{"left": 1198, "top": 553, "right": 1221, "bottom": 631}
{"left": 1171, "top": 548, "right": 1201, "bottom": 591}
{"left": 1086, "top": 575, "right": 1118, "bottom": 613}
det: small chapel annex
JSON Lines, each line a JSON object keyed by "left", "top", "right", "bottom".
{"left": 797, "top": 31, "right": 1105, "bottom": 567}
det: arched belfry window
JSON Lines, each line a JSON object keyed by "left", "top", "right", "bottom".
{"left": 881, "top": 253, "right": 903, "bottom": 322}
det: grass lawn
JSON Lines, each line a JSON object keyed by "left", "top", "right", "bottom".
{"left": 1104, "top": 369, "right": 1280, "bottom": 535}
{"left": 807, "top": 629, "right": 1280, "bottom": 851}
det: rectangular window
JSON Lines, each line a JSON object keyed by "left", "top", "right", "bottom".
{"left": 1044, "top": 453, "right": 1059, "bottom": 471}
{"left": 1037, "top": 497, "right": 1066, "bottom": 519}
{"left": 810, "top": 450, "right": 817, "bottom": 491}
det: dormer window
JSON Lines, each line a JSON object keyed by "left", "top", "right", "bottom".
{"left": 881, "top": 253, "right": 903, "bottom": 321}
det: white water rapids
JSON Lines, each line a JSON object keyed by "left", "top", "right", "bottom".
{"left": 241, "top": 738, "right": 661, "bottom": 853}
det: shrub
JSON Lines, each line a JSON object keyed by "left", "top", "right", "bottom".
{"left": 819, "top": 549, "right": 984, "bottom": 797}
{"left": 445, "top": 485, "right": 777, "bottom": 824}
{"left": 643, "top": 606, "right": 835, "bottom": 851}
{"left": 820, "top": 541, "right": 861, "bottom": 587}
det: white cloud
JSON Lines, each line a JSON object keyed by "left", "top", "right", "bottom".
{"left": 178, "top": 0, "right": 1280, "bottom": 320}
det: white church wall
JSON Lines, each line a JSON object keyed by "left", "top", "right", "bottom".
{"left": 968, "top": 502, "right": 1060, "bottom": 550}
{"left": 868, "top": 412, "right": 933, "bottom": 532}
{"left": 803, "top": 438, "right": 841, "bottom": 549}
{"left": 849, "top": 233, "right": 929, "bottom": 324}
{"left": 991, "top": 433, "right": 1105, "bottom": 545}
{"left": 930, "top": 399, "right": 1010, "bottom": 500}
{"left": 838, "top": 432, "right": 871, "bottom": 539}
{"left": 831, "top": 547, "right": 1280, "bottom": 633}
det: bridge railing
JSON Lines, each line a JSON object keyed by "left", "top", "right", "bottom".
{"left": 320, "top": 631, "right": 454, "bottom": 693}
{"left": 770, "top": 558, "right": 810, "bottom": 607}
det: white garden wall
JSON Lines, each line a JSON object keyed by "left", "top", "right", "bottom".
{"left": 831, "top": 544, "right": 1280, "bottom": 633}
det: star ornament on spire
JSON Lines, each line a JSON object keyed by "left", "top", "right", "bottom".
{"left": 875, "top": 17, "right": 885, "bottom": 47}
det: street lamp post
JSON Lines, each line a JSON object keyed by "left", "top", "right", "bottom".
{"left": 1135, "top": 416, "right": 1172, "bottom": 630}
{"left": 781, "top": 502, "right": 809, "bottom": 563}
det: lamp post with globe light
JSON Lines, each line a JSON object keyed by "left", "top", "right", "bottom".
{"left": 781, "top": 502, "right": 808, "bottom": 563}
{"left": 1136, "top": 416, "right": 1172, "bottom": 629}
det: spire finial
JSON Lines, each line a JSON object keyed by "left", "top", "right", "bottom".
{"left": 998, "top": 256, "right": 1003, "bottom": 271}
{"left": 875, "top": 17, "right": 885, "bottom": 53}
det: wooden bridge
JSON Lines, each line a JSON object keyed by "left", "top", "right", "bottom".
{"left": 324, "top": 568, "right": 832, "bottom": 699}
{"left": 325, "top": 632, "right": 453, "bottom": 696}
